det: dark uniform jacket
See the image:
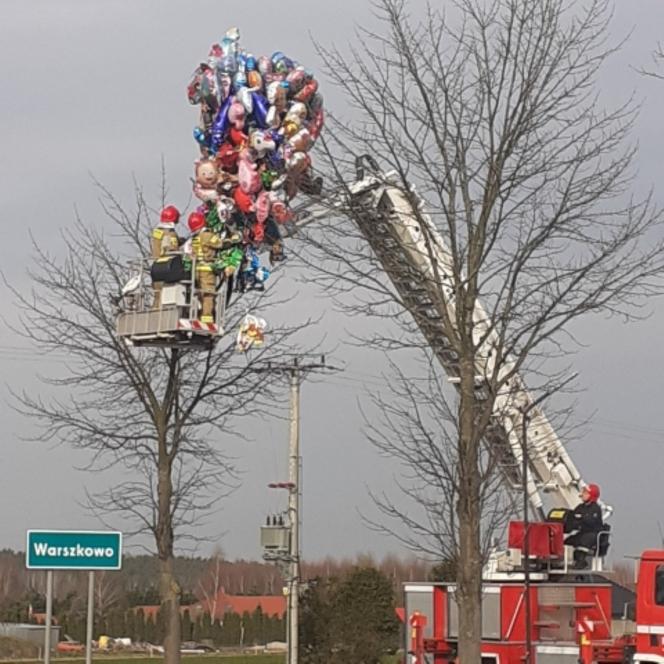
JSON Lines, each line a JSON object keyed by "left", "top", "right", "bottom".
{"left": 565, "top": 501, "right": 603, "bottom": 534}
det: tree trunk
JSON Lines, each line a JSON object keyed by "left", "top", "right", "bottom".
{"left": 456, "top": 357, "right": 483, "bottom": 662}
{"left": 158, "top": 454, "right": 181, "bottom": 664}
{"left": 160, "top": 555, "right": 181, "bottom": 664}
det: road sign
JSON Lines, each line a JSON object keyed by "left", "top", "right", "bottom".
{"left": 26, "top": 530, "right": 122, "bottom": 570}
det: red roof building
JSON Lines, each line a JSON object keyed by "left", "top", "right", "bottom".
{"left": 132, "top": 605, "right": 161, "bottom": 619}
{"left": 132, "top": 592, "right": 286, "bottom": 621}
{"left": 194, "top": 590, "right": 286, "bottom": 619}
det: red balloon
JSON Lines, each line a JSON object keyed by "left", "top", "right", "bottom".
{"left": 216, "top": 142, "right": 238, "bottom": 172}
{"left": 233, "top": 186, "right": 255, "bottom": 213}
{"left": 229, "top": 127, "right": 248, "bottom": 147}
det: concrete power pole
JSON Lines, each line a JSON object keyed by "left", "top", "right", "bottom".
{"left": 287, "top": 365, "right": 300, "bottom": 664}
{"left": 258, "top": 356, "right": 338, "bottom": 664}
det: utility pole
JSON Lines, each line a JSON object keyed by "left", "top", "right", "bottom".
{"left": 257, "top": 356, "right": 338, "bottom": 664}
{"left": 287, "top": 362, "right": 301, "bottom": 664}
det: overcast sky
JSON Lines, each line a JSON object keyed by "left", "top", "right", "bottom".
{"left": 1, "top": 0, "right": 664, "bottom": 568}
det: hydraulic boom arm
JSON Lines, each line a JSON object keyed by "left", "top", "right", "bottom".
{"left": 292, "top": 163, "right": 604, "bottom": 519}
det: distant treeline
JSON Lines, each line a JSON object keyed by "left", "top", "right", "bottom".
{"left": 0, "top": 548, "right": 434, "bottom": 644}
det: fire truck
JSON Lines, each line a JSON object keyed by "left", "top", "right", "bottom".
{"left": 116, "top": 157, "right": 664, "bottom": 661}
{"left": 334, "top": 160, "right": 664, "bottom": 663}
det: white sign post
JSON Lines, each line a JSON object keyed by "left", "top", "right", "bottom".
{"left": 86, "top": 571, "right": 94, "bottom": 664}
{"left": 44, "top": 571, "right": 53, "bottom": 664}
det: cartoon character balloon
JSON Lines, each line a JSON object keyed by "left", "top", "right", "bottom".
{"left": 236, "top": 314, "right": 267, "bottom": 352}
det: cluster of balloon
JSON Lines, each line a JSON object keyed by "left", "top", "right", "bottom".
{"left": 187, "top": 27, "right": 324, "bottom": 273}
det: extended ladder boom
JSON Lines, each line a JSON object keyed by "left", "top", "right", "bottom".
{"left": 296, "top": 167, "right": 596, "bottom": 517}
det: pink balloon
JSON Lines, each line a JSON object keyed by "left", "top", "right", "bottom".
{"left": 238, "top": 149, "right": 261, "bottom": 194}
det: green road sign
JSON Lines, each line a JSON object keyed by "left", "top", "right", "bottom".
{"left": 26, "top": 530, "right": 122, "bottom": 570}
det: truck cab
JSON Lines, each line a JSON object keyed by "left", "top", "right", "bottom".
{"left": 634, "top": 550, "right": 664, "bottom": 663}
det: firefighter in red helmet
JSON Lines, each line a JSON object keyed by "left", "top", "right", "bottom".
{"left": 188, "top": 211, "right": 222, "bottom": 323}
{"left": 564, "top": 483, "right": 604, "bottom": 569}
{"left": 150, "top": 205, "right": 181, "bottom": 308}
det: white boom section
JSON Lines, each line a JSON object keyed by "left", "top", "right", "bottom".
{"left": 294, "top": 169, "right": 594, "bottom": 518}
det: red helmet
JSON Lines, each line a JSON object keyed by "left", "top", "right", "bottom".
{"left": 160, "top": 205, "right": 180, "bottom": 224}
{"left": 586, "top": 484, "right": 600, "bottom": 502}
{"left": 188, "top": 211, "right": 206, "bottom": 233}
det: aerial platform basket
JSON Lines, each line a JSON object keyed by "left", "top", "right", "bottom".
{"left": 114, "top": 255, "right": 228, "bottom": 349}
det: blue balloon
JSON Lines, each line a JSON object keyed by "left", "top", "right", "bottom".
{"left": 246, "top": 55, "right": 257, "bottom": 71}
{"left": 221, "top": 36, "right": 236, "bottom": 57}
{"left": 234, "top": 71, "right": 247, "bottom": 90}
{"left": 193, "top": 126, "right": 209, "bottom": 148}
{"left": 209, "top": 95, "right": 233, "bottom": 154}
{"left": 247, "top": 246, "right": 260, "bottom": 270}
{"left": 252, "top": 93, "right": 269, "bottom": 129}
{"left": 272, "top": 52, "right": 294, "bottom": 75}
{"left": 266, "top": 128, "right": 283, "bottom": 146}
{"left": 266, "top": 151, "right": 285, "bottom": 170}
{"left": 220, "top": 54, "right": 237, "bottom": 74}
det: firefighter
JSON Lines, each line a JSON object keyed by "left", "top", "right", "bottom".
{"left": 150, "top": 205, "right": 181, "bottom": 308}
{"left": 564, "top": 483, "right": 603, "bottom": 569}
{"left": 188, "top": 211, "right": 222, "bottom": 324}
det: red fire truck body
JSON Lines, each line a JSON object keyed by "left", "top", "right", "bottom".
{"left": 406, "top": 530, "right": 664, "bottom": 663}
{"left": 632, "top": 550, "right": 664, "bottom": 663}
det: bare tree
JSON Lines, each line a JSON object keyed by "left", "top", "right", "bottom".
{"left": 0, "top": 552, "right": 23, "bottom": 608}
{"left": 94, "top": 571, "right": 123, "bottom": 620}
{"left": 299, "top": 0, "right": 664, "bottom": 658}
{"left": 639, "top": 42, "right": 664, "bottom": 79}
{"left": 197, "top": 547, "right": 225, "bottom": 618}
{"left": 7, "top": 180, "right": 307, "bottom": 664}
{"left": 362, "top": 356, "right": 513, "bottom": 568}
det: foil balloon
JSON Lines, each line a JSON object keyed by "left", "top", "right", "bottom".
{"left": 209, "top": 96, "right": 233, "bottom": 155}
{"left": 249, "top": 129, "right": 276, "bottom": 159}
{"left": 233, "top": 186, "right": 255, "bottom": 214}
{"left": 252, "top": 93, "right": 269, "bottom": 128}
{"left": 240, "top": 247, "right": 270, "bottom": 292}
{"left": 238, "top": 149, "right": 261, "bottom": 194}
{"left": 247, "top": 70, "right": 262, "bottom": 89}
{"left": 236, "top": 314, "right": 267, "bottom": 352}
{"left": 255, "top": 191, "right": 271, "bottom": 223}
{"left": 193, "top": 127, "right": 208, "bottom": 149}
